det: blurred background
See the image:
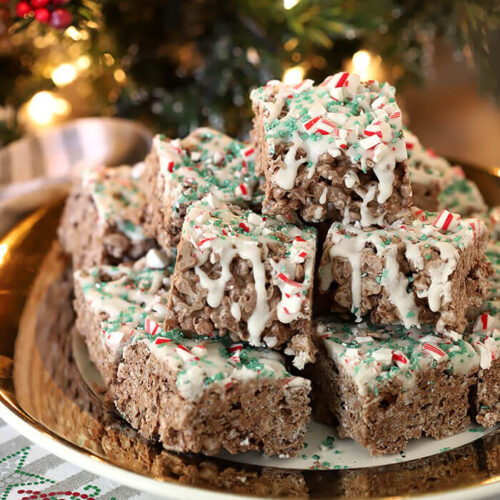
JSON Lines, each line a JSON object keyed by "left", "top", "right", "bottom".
{"left": 0, "top": 0, "right": 500, "bottom": 167}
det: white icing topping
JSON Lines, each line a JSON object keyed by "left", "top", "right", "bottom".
{"left": 404, "top": 129, "right": 486, "bottom": 215}
{"left": 318, "top": 321, "right": 480, "bottom": 397}
{"left": 82, "top": 164, "right": 146, "bottom": 241}
{"left": 152, "top": 127, "right": 260, "bottom": 219}
{"left": 182, "top": 194, "right": 316, "bottom": 347}
{"left": 74, "top": 258, "right": 172, "bottom": 355}
{"left": 143, "top": 336, "right": 308, "bottom": 401}
{"left": 319, "top": 210, "right": 487, "bottom": 330}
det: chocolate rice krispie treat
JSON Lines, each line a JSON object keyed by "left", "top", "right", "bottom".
{"left": 467, "top": 312, "right": 500, "bottom": 428}
{"left": 488, "top": 207, "right": 500, "bottom": 240}
{"left": 250, "top": 72, "right": 412, "bottom": 225}
{"left": 73, "top": 248, "right": 174, "bottom": 387}
{"left": 484, "top": 241, "right": 500, "bottom": 305}
{"left": 404, "top": 129, "right": 448, "bottom": 212}
{"left": 318, "top": 209, "right": 492, "bottom": 333}
{"left": 310, "top": 320, "right": 480, "bottom": 455}
{"left": 165, "top": 194, "right": 317, "bottom": 368}
{"left": 142, "top": 127, "right": 261, "bottom": 248}
{"left": 74, "top": 247, "right": 311, "bottom": 457}
{"left": 439, "top": 167, "right": 487, "bottom": 217}
{"left": 59, "top": 164, "right": 156, "bottom": 269}
{"left": 114, "top": 328, "right": 311, "bottom": 457}
{"left": 404, "top": 129, "right": 486, "bottom": 215}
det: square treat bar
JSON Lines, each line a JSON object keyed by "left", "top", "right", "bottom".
{"left": 250, "top": 72, "right": 413, "bottom": 225}
{"left": 318, "top": 209, "right": 492, "bottom": 333}
{"left": 310, "top": 320, "right": 480, "bottom": 455}
{"left": 467, "top": 311, "right": 500, "bottom": 428}
{"left": 114, "top": 328, "right": 311, "bottom": 457}
{"left": 73, "top": 248, "right": 173, "bottom": 387}
{"left": 404, "top": 129, "right": 448, "bottom": 212}
{"left": 165, "top": 194, "right": 317, "bottom": 368}
{"left": 487, "top": 207, "right": 500, "bottom": 240}
{"left": 404, "top": 130, "right": 486, "bottom": 216}
{"left": 439, "top": 166, "right": 486, "bottom": 217}
{"left": 59, "top": 164, "right": 156, "bottom": 269}
{"left": 142, "top": 127, "right": 261, "bottom": 248}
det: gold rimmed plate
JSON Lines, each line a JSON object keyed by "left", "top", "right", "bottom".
{"left": 0, "top": 163, "right": 499, "bottom": 498}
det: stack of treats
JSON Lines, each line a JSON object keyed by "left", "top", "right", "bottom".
{"left": 58, "top": 72, "right": 500, "bottom": 459}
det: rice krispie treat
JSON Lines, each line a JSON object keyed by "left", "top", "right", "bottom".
{"left": 439, "top": 166, "right": 487, "bottom": 216}
{"left": 318, "top": 209, "right": 491, "bottom": 333}
{"left": 114, "top": 328, "right": 311, "bottom": 457}
{"left": 467, "top": 312, "right": 500, "bottom": 428}
{"left": 404, "top": 130, "right": 486, "bottom": 215}
{"left": 404, "top": 130, "right": 448, "bottom": 212}
{"left": 59, "top": 164, "right": 155, "bottom": 269}
{"left": 165, "top": 194, "right": 317, "bottom": 368}
{"left": 488, "top": 207, "right": 500, "bottom": 240}
{"left": 142, "top": 127, "right": 261, "bottom": 248}
{"left": 73, "top": 248, "right": 174, "bottom": 386}
{"left": 250, "top": 72, "right": 412, "bottom": 225}
{"left": 310, "top": 320, "right": 480, "bottom": 455}
{"left": 485, "top": 241, "right": 500, "bottom": 303}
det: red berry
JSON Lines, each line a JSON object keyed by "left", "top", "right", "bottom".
{"left": 31, "top": 0, "right": 50, "bottom": 7}
{"left": 15, "top": 1, "right": 32, "bottom": 17}
{"left": 34, "top": 7, "right": 50, "bottom": 23}
{"left": 50, "top": 7, "right": 72, "bottom": 29}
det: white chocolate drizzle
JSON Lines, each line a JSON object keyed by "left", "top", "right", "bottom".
{"left": 320, "top": 210, "right": 487, "bottom": 330}
{"left": 250, "top": 72, "right": 407, "bottom": 225}
{"left": 182, "top": 194, "right": 316, "bottom": 346}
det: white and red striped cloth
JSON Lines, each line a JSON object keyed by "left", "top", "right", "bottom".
{"left": 0, "top": 118, "right": 152, "bottom": 234}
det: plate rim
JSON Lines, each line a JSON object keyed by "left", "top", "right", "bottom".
{"left": 2, "top": 399, "right": 500, "bottom": 500}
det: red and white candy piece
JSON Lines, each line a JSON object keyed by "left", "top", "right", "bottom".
{"left": 198, "top": 237, "right": 215, "bottom": 249}
{"left": 277, "top": 272, "right": 303, "bottom": 288}
{"left": 432, "top": 209, "right": 460, "bottom": 232}
{"left": 316, "top": 118, "right": 339, "bottom": 136}
{"left": 423, "top": 342, "right": 447, "bottom": 361}
{"left": 412, "top": 207, "right": 427, "bottom": 222}
{"left": 373, "top": 142, "right": 389, "bottom": 162}
{"left": 327, "top": 72, "right": 361, "bottom": 100}
{"left": 468, "top": 220, "right": 480, "bottom": 239}
{"left": 303, "top": 115, "right": 321, "bottom": 132}
{"left": 302, "top": 102, "right": 327, "bottom": 133}
{"left": 228, "top": 344, "right": 243, "bottom": 362}
{"left": 359, "top": 134, "right": 381, "bottom": 150}
{"left": 155, "top": 337, "right": 171, "bottom": 346}
{"left": 392, "top": 350, "right": 408, "bottom": 367}
{"left": 176, "top": 343, "right": 197, "bottom": 361}
{"left": 145, "top": 318, "right": 160, "bottom": 336}
{"left": 191, "top": 344, "right": 208, "bottom": 357}
{"left": 474, "top": 313, "right": 500, "bottom": 332}
{"left": 235, "top": 183, "right": 249, "bottom": 197}
{"left": 451, "top": 166, "right": 466, "bottom": 178}
{"left": 241, "top": 146, "right": 255, "bottom": 160}
{"left": 364, "top": 120, "right": 392, "bottom": 142}
{"left": 292, "top": 79, "right": 314, "bottom": 93}
{"left": 370, "top": 96, "right": 387, "bottom": 110}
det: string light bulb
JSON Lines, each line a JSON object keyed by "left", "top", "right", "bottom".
{"left": 283, "top": 65, "right": 305, "bottom": 84}
{"left": 27, "top": 91, "right": 71, "bottom": 126}
{"left": 0, "top": 243, "right": 8, "bottom": 266}
{"left": 349, "top": 50, "right": 382, "bottom": 80}
{"left": 352, "top": 50, "right": 371, "bottom": 76}
{"left": 51, "top": 63, "right": 77, "bottom": 86}
{"left": 283, "top": 0, "right": 301, "bottom": 10}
